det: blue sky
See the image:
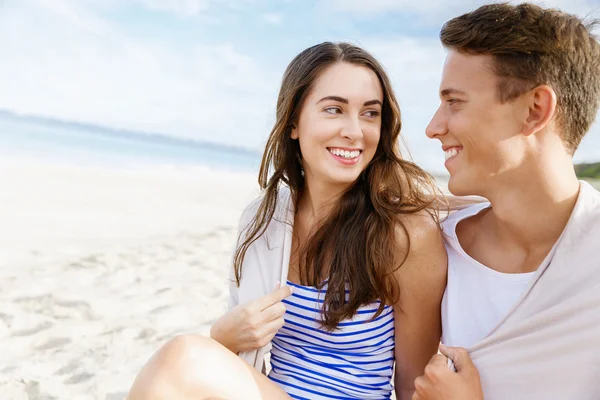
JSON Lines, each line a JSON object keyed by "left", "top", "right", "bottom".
{"left": 0, "top": 0, "right": 598, "bottom": 173}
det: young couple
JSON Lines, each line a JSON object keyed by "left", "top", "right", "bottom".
{"left": 127, "top": 3, "right": 600, "bottom": 400}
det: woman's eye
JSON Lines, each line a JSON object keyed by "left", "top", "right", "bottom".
{"left": 364, "top": 110, "right": 380, "bottom": 118}
{"left": 324, "top": 107, "right": 341, "bottom": 115}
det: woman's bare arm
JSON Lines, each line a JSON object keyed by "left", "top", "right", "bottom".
{"left": 392, "top": 212, "right": 448, "bottom": 400}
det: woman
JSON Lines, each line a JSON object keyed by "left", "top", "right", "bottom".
{"left": 127, "top": 42, "right": 448, "bottom": 400}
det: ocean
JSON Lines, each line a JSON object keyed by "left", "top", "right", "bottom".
{"left": 3, "top": 111, "right": 592, "bottom": 191}
{"left": 0, "top": 111, "right": 262, "bottom": 173}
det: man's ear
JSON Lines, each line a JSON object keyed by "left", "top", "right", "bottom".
{"left": 522, "top": 84, "right": 557, "bottom": 136}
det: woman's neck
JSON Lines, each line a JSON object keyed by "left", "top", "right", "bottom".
{"left": 297, "top": 178, "right": 349, "bottom": 222}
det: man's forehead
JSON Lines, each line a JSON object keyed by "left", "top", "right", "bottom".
{"left": 440, "top": 51, "right": 497, "bottom": 93}
{"left": 444, "top": 50, "right": 493, "bottom": 69}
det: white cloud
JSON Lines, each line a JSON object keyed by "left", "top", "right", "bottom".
{"left": 0, "top": 0, "right": 279, "bottom": 150}
{"left": 329, "top": 0, "right": 599, "bottom": 21}
{"left": 0, "top": 0, "right": 597, "bottom": 172}
{"left": 330, "top": 0, "right": 483, "bottom": 17}
{"left": 133, "top": 0, "right": 210, "bottom": 17}
{"left": 35, "top": 0, "right": 117, "bottom": 35}
{"left": 264, "top": 12, "right": 283, "bottom": 25}
{"left": 129, "top": 0, "right": 260, "bottom": 17}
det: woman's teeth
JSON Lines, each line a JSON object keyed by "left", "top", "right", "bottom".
{"left": 329, "top": 148, "right": 361, "bottom": 159}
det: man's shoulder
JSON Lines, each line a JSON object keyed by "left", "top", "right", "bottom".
{"left": 567, "top": 181, "right": 600, "bottom": 240}
{"left": 441, "top": 202, "right": 490, "bottom": 231}
{"left": 580, "top": 180, "right": 600, "bottom": 212}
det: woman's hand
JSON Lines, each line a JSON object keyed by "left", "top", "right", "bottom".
{"left": 210, "top": 283, "right": 293, "bottom": 354}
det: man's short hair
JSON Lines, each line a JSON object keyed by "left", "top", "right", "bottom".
{"left": 440, "top": 2, "right": 600, "bottom": 153}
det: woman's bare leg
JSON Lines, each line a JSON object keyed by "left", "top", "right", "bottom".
{"left": 127, "top": 334, "right": 291, "bottom": 400}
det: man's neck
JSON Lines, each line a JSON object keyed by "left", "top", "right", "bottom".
{"left": 481, "top": 161, "right": 580, "bottom": 251}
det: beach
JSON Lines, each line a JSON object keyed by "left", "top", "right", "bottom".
{"left": 1, "top": 157, "right": 597, "bottom": 400}
{"left": 0, "top": 160, "right": 259, "bottom": 399}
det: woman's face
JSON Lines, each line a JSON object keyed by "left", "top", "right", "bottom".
{"left": 292, "top": 62, "right": 383, "bottom": 189}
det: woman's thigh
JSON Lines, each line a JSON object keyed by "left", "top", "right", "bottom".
{"left": 127, "top": 334, "right": 291, "bottom": 400}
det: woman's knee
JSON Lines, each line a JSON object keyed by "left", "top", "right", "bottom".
{"left": 128, "top": 334, "right": 229, "bottom": 399}
{"left": 154, "top": 334, "right": 228, "bottom": 380}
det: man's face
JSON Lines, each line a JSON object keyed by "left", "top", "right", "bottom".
{"left": 426, "top": 51, "right": 527, "bottom": 196}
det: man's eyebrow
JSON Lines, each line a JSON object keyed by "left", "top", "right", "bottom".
{"left": 440, "top": 88, "right": 467, "bottom": 97}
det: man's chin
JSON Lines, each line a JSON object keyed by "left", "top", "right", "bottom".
{"left": 447, "top": 176, "right": 478, "bottom": 197}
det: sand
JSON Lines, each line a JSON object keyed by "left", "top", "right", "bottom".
{"left": 0, "top": 160, "right": 259, "bottom": 400}
{"left": 1, "top": 159, "right": 596, "bottom": 400}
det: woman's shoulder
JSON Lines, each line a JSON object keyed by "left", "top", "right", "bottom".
{"left": 395, "top": 210, "right": 442, "bottom": 247}
{"left": 240, "top": 186, "right": 292, "bottom": 220}
{"left": 237, "top": 186, "right": 293, "bottom": 242}
{"left": 237, "top": 196, "right": 261, "bottom": 236}
{"left": 393, "top": 210, "right": 447, "bottom": 281}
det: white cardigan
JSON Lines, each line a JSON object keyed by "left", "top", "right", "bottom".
{"left": 227, "top": 187, "right": 294, "bottom": 372}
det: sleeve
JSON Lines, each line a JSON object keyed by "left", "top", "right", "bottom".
{"left": 227, "top": 197, "right": 261, "bottom": 311}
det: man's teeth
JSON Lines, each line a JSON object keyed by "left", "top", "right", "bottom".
{"left": 329, "top": 149, "right": 361, "bottom": 159}
{"left": 445, "top": 148, "right": 461, "bottom": 161}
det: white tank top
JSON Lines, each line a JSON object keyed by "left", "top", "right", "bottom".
{"left": 441, "top": 203, "right": 556, "bottom": 348}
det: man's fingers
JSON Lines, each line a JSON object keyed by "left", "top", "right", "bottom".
{"left": 413, "top": 375, "right": 433, "bottom": 399}
{"left": 439, "top": 344, "right": 474, "bottom": 373}
{"left": 428, "top": 353, "right": 449, "bottom": 367}
{"left": 423, "top": 354, "right": 453, "bottom": 385}
{"left": 255, "top": 284, "right": 294, "bottom": 311}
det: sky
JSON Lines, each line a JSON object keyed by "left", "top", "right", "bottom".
{"left": 0, "top": 0, "right": 599, "bottom": 173}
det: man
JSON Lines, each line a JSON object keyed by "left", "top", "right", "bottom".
{"left": 414, "top": 3, "right": 600, "bottom": 400}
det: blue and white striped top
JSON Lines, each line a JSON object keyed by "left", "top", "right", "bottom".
{"left": 267, "top": 280, "right": 395, "bottom": 400}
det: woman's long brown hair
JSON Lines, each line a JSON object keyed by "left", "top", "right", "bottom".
{"left": 233, "top": 42, "right": 442, "bottom": 330}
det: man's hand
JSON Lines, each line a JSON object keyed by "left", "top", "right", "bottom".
{"left": 412, "top": 344, "right": 484, "bottom": 400}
